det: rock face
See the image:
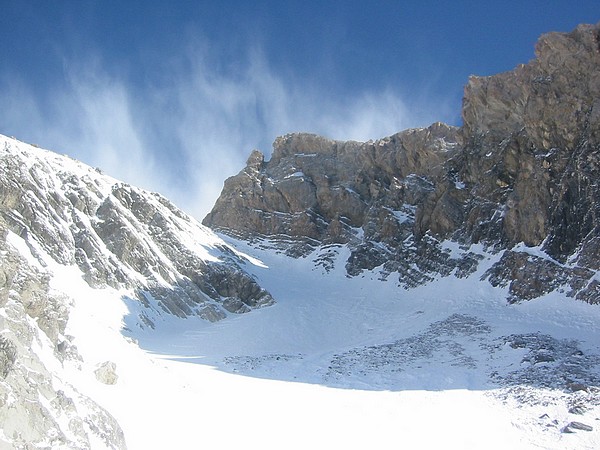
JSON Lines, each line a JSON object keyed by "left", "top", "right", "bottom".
{"left": 204, "top": 22, "right": 600, "bottom": 304}
{"left": 206, "top": 123, "right": 456, "bottom": 243}
{"left": 95, "top": 361, "right": 119, "bottom": 385}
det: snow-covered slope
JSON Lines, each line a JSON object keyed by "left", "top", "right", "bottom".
{"left": 125, "top": 237, "right": 600, "bottom": 449}
{"left": 0, "top": 134, "right": 272, "bottom": 448}
{"left": 30, "top": 233, "right": 600, "bottom": 449}
{"left": 1, "top": 133, "right": 599, "bottom": 449}
{"left": 0, "top": 134, "right": 273, "bottom": 324}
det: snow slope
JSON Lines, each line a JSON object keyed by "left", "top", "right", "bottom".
{"left": 58, "top": 238, "right": 600, "bottom": 449}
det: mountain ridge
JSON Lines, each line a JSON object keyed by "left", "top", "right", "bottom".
{"left": 204, "top": 21, "right": 600, "bottom": 304}
{"left": 1, "top": 21, "right": 600, "bottom": 450}
{"left": 0, "top": 136, "right": 274, "bottom": 324}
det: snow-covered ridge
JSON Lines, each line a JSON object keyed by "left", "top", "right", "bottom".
{"left": 0, "top": 134, "right": 274, "bottom": 327}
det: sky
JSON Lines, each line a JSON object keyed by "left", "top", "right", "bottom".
{"left": 1, "top": 1, "right": 598, "bottom": 219}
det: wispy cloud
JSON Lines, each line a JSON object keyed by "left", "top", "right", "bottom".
{"left": 0, "top": 63, "right": 167, "bottom": 197}
{"left": 0, "top": 41, "right": 456, "bottom": 220}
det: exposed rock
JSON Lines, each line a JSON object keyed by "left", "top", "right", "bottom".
{"left": 205, "top": 123, "right": 458, "bottom": 244}
{"left": 483, "top": 250, "right": 593, "bottom": 303}
{"left": 487, "top": 333, "right": 600, "bottom": 390}
{"left": 326, "top": 314, "right": 490, "bottom": 386}
{"left": 563, "top": 421, "right": 594, "bottom": 432}
{"left": 569, "top": 421, "right": 594, "bottom": 432}
{"left": 205, "top": 22, "right": 600, "bottom": 304}
{"left": 569, "top": 405, "right": 587, "bottom": 415}
{"left": 0, "top": 337, "right": 16, "bottom": 379}
{"left": 95, "top": 361, "right": 119, "bottom": 385}
{"left": 568, "top": 382, "right": 590, "bottom": 393}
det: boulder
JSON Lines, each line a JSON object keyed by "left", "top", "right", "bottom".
{"left": 95, "top": 361, "right": 118, "bottom": 385}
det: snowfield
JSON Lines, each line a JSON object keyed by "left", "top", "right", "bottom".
{"left": 45, "top": 236, "right": 600, "bottom": 449}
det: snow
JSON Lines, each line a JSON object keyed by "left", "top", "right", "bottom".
{"left": 284, "top": 171, "right": 304, "bottom": 178}
{"left": 512, "top": 241, "right": 566, "bottom": 266}
{"left": 40, "top": 237, "right": 599, "bottom": 450}
{"left": 440, "top": 239, "right": 465, "bottom": 259}
{"left": 384, "top": 205, "right": 416, "bottom": 224}
{"left": 5, "top": 230, "right": 44, "bottom": 271}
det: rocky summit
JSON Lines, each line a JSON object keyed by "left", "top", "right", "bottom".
{"left": 204, "top": 22, "right": 600, "bottom": 304}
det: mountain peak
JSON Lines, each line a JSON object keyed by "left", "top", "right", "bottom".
{"left": 2, "top": 23, "right": 600, "bottom": 450}
{"left": 205, "top": 22, "right": 600, "bottom": 304}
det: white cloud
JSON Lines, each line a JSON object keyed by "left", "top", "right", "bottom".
{"left": 0, "top": 43, "right": 456, "bottom": 220}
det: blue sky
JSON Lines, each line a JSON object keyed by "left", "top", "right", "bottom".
{"left": 1, "top": 1, "right": 598, "bottom": 218}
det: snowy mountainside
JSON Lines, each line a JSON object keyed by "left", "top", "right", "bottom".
{"left": 0, "top": 134, "right": 272, "bottom": 448}
{"left": 0, "top": 137, "right": 599, "bottom": 449}
{"left": 132, "top": 235, "right": 600, "bottom": 449}
{"left": 2, "top": 21, "right": 600, "bottom": 450}
{"left": 0, "top": 135, "right": 273, "bottom": 325}
{"left": 0, "top": 218, "right": 127, "bottom": 448}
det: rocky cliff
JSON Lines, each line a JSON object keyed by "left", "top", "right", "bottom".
{"left": 204, "top": 22, "right": 600, "bottom": 304}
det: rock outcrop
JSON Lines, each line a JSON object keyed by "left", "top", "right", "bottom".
{"left": 204, "top": 22, "right": 600, "bottom": 304}
{"left": 95, "top": 361, "right": 119, "bottom": 385}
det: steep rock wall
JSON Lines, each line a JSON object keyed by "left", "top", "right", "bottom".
{"left": 204, "top": 22, "right": 600, "bottom": 304}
